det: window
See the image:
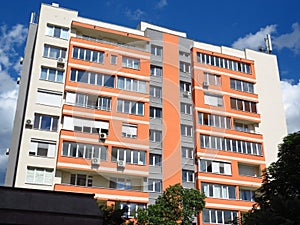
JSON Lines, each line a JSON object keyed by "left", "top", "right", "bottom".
{"left": 110, "top": 55, "right": 117, "bottom": 64}
{"left": 198, "top": 112, "right": 231, "bottom": 129}
{"left": 149, "top": 130, "right": 162, "bottom": 142}
{"left": 200, "top": 135, "right": 263, "bottom": 156}
{"left": 204, "top": 72, "right": 221, "bottom": 86}
{"left": 120, "top": 202, "right": 146, "bottom": 218}
{"left": 197, "top": 52, "right": 251, "bottom": 74}
{"left": 40, "top": 67, "right": 64, "bottom": 83}
{"left": 122, "top": 57, "right": 140, "bottom": 70}
{"left": 34, "top": 114, "right": 58, "bottom": 132}
{"left": 122, "top": 123, "right": 137, "bottom": 138}
{"left": 26, "top": 167, "right": 53, "bottom": 185}
{"left": 65, "top": 92, "right": 111, "bottom": 111}
{"left": 148, "top": 179, "right": 162, "bottom": 192}
{"left": 150, "top": 85, "right": 162, "bottom": 98}
{"left": 240, "top": 189, "right": 255, "bottom": 201}
{"left": 149, "top": 154, "right": 162, "bottom": 166}
{"left": 182, "top": 170, "right": 194, "bottom": 183}
{"left": 29, "top": 140, "right": 56, "bottom": 157}
{"left": 110, "top": 177, "right": 132, "bottom": 190}
{"left": 62, "top": 141, "right": 107, "bottom": 160}
{"left": 43, "top": 45, "right": 66, "bottom": 59}
{"left": 46, "top": 24, "right": 68, "bottom": 39}
{"left": 70, "top": 69, "right": 114, "bottom": 88}
{"left": 180, "top": 81, "right": 191, "bottom": 92}
{"left": 63, "top": 116, "right": 109, "bottom": 135}
{"left": 179, "top": 51, "right": 190, "bottom": 57}
{"left": 150, "top": 65, "right": 162, "bottom": 77}
{"left": 199, "top": 159, "right": 232, "bottom": 175}
{"left": 179, "top": 61, "right": 191, "bottom": 73}
{"left": 151, "top": 45, "right": 162, "bottom": 56}
{"left": 180, "top": 103, "right": 192, "bottom": 115}
{"left": 230, "top": 78, "right": 254, "bottom": 93}
{"left": 117, "top": 99, "right": 144, "bottom": 116}
{"left": 238, "top": 163, "right": 261, "bottom": 177}
{"left": 204, "top": 93, "right": 223, "bottom": 107}
{"left": 111, "top": 147, "right": 146, "bottom": 165}
{"left": 36, "top": 90, "right": 62, "bottom": 107}
{"left": 117, "top": 76, "right": 146, "bottom": 93}
{"left": 202, "top": 183, "right": 236, "bottom": 199}
{"left": 72, "top": 47, "right": 104, "bottom": 64}
{"left": 182, "top": 147, "right": 193, "bottom": 159}
{"left": 181, "top": 125, "right": 193, "bottom": 137}
{"left": 150, "top": 107, "right": 162, "bottom": 119}
{"left": 202, "top": 208, "right": 238, "bottom": 224}
{"left": 234, "top": 122, "right": 250, "bottom": 132}
{"left": 230, "top": 98, "right": 257, "bottom": 113}
{"left": 70, "top": 174, "right": 93, "bottom": 187}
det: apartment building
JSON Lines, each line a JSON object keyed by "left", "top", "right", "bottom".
{"left": 5, "top": 3, "right": 287, "bottom": 224}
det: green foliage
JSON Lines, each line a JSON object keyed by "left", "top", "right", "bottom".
{"left": 136, "top": 183, "right": 205, "bottom": 225}
{"left": 243, "top": 132, "right": 300, "bottom": 225}
{"left": 99, "top": 202, "right": 127, "bottom": 225}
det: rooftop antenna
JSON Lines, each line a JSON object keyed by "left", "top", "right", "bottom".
{"left": 264, "top": 34, "right": 272, "bottom": 54}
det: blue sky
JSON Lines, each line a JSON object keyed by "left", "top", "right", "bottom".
{"left": 0, "top": 0, "right": 300, "bottom": 184}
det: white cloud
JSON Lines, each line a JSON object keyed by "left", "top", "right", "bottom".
{"left": 281, "top": 80, "right": 300, "bottom": 133}
{"left": 232, "top": 25, "right": 277, "bottom": 50}
{"left": 125, "top": 8, "right": 146, "bottom": 21}
{"left": 0, "top": 24, "right": 27, "bottom": 69}
{"left": 156, "top": 0, "right": 168, "bottom": 9}
{"left": 273, "top": 22, "right": 300, "bottom": 54}
{"left": 0, "top": 24, "right": 27, "bottom": 185}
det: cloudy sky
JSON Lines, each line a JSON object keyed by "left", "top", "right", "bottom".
{"left": 0, "top": 0, "right": 300, "bottom": 184}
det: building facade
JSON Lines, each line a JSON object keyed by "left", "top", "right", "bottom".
{"left": 5, "top": 3, "right": 287, "bottom": 224}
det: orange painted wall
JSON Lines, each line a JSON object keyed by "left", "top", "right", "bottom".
{"left": 161, "top": 33, "right": 182, "bottom": 189}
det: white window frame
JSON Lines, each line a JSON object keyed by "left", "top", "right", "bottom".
{"left": 46, "top": 24, "right": 69, "bottom": 40}
{"left": 182, "top": 147, "right": 194, "bottom": 159}
{"left": 180, "top": 103, "right": 192, "bottom": 115}
{"left": 149, "top": 130, "right": 162, "bottom": 142}
{"left": 182, "top": 170, "right": 194, "bottom": 183}
{"left": 122, "top": 123, "right": 137, "bottom": 138}
{"left": 199, "top": 159, "right": 232, "bottom": 175}
{"left": 117, "top": 76, "right": 146, "bottom": 93}
{"left": 110, "top": 55, "right": 118, "bottom": 64}
{"left": 181, "top": 124, "right": 193, "bottom": 137}
{"left": 150, "top": 107, "right": 162, "bottom": 119}
{"left": 43, "top": 44, "right": 66, "bottom": 59}
{"left": 40, "top": 67, "right": 64, "bottom": 83}
{"left": 34, "top": 114, "right": 58, "bottom": 132}
{"left": 148, "top": 179, "right": 162, "bottom": 192}
{"left": 150, "top": 65, "right": 162, "bottom": 77}
{"left": 29, "top": 140, "right": 56, "bottom": 158}
{"left": 117, "top": 99, "right": 144, "bottom": 116}
{"left": 179, "top": 61, "right": 191, "bottom": 73}
{"left": 202, "top": 183, "right": 236, "bottom": 199}
{"left": 111, "top": 148, "right": 146, "bottom": 165}
{"left": 72, "top": 47, "right": 104, "bottom": 64}
{"left": 149, "top": 153, "right": 162, "bottom": 166}
{"left": 204, "top": 93, "right": 223, "bottom": 107}
{"left": 150, "top": 85, "right": 162, "bottom": 98}
{"left": 26, "top": 166, "right": 53, "bottom": 185}
{"left": 151, "top": 45, "right": 162, "bottom": 56}
{"left": 122, "top": 57, "right": 140, "bottom": 70}
{"left": 204, "top": 72, "right": 221, "bottom": 86}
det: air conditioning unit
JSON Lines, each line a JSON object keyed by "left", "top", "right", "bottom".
{"left": 183, "top": 91, "right": 191, "bottom": 97}
{"left": 202, "top": 82, "right": 209, "bottom": 89}
{"left": 99, "top": 133, "right": 107, "bottom": 140}
{"left": 57, "top": 58, "right": 65, "bottom": 68}
{"left": 91, "top": 157, "right": 100, "bottom": 165}
{"left": 57, "top": 58, "right": 65, "bottom": 63}
{"left": 117, "top": 160, "right": 126, "bottom": 168}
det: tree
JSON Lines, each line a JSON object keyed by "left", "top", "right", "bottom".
{"left": 243, "top": 132, "right": 300, "bottom": 225}
{"left": 136, "top": 183, "right": 205, "bottom": 225}
{"left": 99, "top": 202, "right": 128, "bottom": 225}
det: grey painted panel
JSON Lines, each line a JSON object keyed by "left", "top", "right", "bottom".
{"left": 5, "top": 23, "right": 38, "bottom": 187}
{"left": 182, "top": 182, "right": 196, "bottom": 189}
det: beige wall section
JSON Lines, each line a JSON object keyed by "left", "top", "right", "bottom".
{"left": 14, "top": 4, "right": 78, "bottom": 189}
{"left": 246, "top": 49, "right": 287, "bottom": 165}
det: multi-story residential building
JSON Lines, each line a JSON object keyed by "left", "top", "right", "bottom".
{"left": 5, "top": 3, "right": 287, "bottom": 224}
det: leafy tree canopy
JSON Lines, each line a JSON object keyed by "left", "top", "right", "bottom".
{"left": 137, "top": 183, "right": 205, "bottom": 225}
{"left": 243, "top": 132, "right": 300, "bottom": 225}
